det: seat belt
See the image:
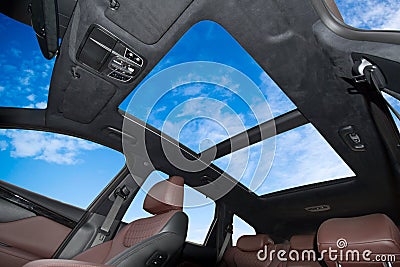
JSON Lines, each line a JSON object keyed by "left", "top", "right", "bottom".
{"left": 91, "top": 185, "right": 130, "bottom": 247}
{"left": 351, "top": 58, "right": 400, "bottom": 163}
{"left": 353, "top": 59, "right": 400, "bottom": 125}
{"left": 216, "top": 224, "right": 233, "bottom": 263}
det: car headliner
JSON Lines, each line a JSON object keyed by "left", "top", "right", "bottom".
{"left": 1, "top": 0, "right": 400, "bottom": 239}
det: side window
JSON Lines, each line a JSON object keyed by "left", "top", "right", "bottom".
{"left": 334, "top": 1, "right": 400, "bottom": 31}
{"left": 0, "top": 129, "right": 125, "bottom": 208}
{"left": 0, "top": 13, "right": 54, "bottom": 109}
{"left": 232, "top": 215, "right": 256, "bottom": 245}
{"left": 123, "top": 171, "right": 216, "bottom": 245}
{"left": 383, "top": 92, "right": 400, "bottom": 130}
{"left": 184, "top": 193, "right": 215, "bottom": 244}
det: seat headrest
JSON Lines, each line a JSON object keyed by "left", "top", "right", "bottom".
{"left": 237, "top": 234, "right": 274, "bottom": 252}
{"left": 143, "top": 176, "right": 184, "bottom": 215}
{"left": 290, "top": 234, "right": 315, "bottom": 250}
{"left": 318, "top": 214, "right": 400, "bottom": 263}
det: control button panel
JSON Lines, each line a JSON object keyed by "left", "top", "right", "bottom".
{"left": 125, "top": 48, "right": 144, "bottom": 67}
{"left": 146, "top": 252, "right": 167, "bottom": 267}
{"left": 77, "top": 26, "right": 145, "bottom": 83}
{"left": 108, "top": 56, "right": 142, "bottom": 82}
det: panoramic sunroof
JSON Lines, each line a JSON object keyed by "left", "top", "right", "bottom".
{"left": 120, "top": 21, "right": 296, "bottom": 153}
{"left": 120, "top": 20, "right": 355, "bottom": 194}
{"left": 0, "top": 14, "right": 54, "bottom": 109}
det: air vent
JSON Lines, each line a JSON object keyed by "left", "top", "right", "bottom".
{"left": 305, "top": 205, "right": 331, "bottom": 212}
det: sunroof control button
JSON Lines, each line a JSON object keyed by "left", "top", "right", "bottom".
{"left": 339, "top": 125, "right": 366, "bottom": 152}
{"left": 125, "top": 48, "right": 144, "bottom": 67}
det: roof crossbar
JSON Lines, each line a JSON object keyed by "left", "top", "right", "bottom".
{"left": 200, "top": 109, "right": 308, "bottom": 161}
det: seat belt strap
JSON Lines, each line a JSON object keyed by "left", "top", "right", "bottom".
{"left": 91, "top": 185, "right": 130, "bottom": 247}
{"left": 217, "top": 224, "right": 233, "bottom": 263}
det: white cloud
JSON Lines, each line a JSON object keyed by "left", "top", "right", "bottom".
{"left": 211, "top": 75, "right": 240, "bottom": 92}
{"left": 41, "top": 63, "right": 52, "bottom": 78}
{"left": 259, "top": 72, "right": 296, "bottom": 117}
{"left": 0, "top": 140, "right": 8, "bottom": 151}
{"left": 24, "top": 69, "right": 34, "bottom": 75}
{"left": 23, "top": 104, "right": 35, "bottom": 108}
{"left": 35, "top": 102, "right": 47, "bottom": 109}
{"left": 336, "top": 0, "right": 400, "bottom": 30}
{"left": 181, "top": 84, "right": 204, "bottom": 96}
{"left": 27, "top": 94, "right": 35, "bottom": 101}
{"left": 0, "top": 130, "right": 101, "bottom": 165}
{"left": 0, "top": 85, "right": 4, "bottom": 92}
{"left": 10, "top": 48, "right": 22, "bottom": 58}
{"left": 383, "top": 9, "right": 400, "bottom": 29}
{"left": 19, "top": 77, "right": 30, "bottom": 86}
{"left": 256, "top": 124, "right": 355, "bottom": 194}
{"left": 160, "top": 98, "right": 248, "bottom": 152}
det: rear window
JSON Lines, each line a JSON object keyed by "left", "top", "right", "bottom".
{"left": 232, "top": 215, "right": 255, "bottom": 246}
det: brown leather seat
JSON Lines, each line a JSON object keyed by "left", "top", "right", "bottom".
{"left": 221, "top": 234, "right": 289, "bottom": 267}
{"left": 24, "top": 176, "right": 188, "bottom": 267}
{"left": 317, "top": 213, "right": 400, "bottom": 267}
{"left": 287, "top": 235, "right": 321, "bottom": 267}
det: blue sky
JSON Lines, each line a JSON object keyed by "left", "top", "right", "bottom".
{"left": 0, "top": 1, "right": 400, "bottom": 244}
{"left": 0, "top": 15, "right": 53, "bottom": 109}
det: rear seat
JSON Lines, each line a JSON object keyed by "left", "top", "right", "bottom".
{"left": 317, "top": 213, "right": 400, "bottom": 266}
{"left": 287, "top": 235, "right": 321, "bottom": 267}
{"left": 220, "top": 234, "right": 289, "bottom": 267}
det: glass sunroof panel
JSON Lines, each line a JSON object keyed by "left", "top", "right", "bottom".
{"left": 120, "top": 21, "right": 296, "bottom": 153}
{"left": 0, "top": 14, "right": 54, "bottom": 109}
{"left": 214, "top": 123, "right": 355, "bottom": 195}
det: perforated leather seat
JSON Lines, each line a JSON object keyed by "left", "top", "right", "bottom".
{"left": 317, "top": 213, "right": 400, "bottom": 267}
{"left": 287, "top": 235, "right": 321, "bottom": 267}
{"left": 24, "top": 176, "right": 188, "bottom": 267}
{"left": 221, "top": 234, "right": 289, "bottom": 267}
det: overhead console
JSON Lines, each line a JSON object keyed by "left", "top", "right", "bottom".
{"left": 77, "top": 26, "right": 145, "bottom": 83}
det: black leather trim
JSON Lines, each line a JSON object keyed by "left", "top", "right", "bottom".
{"left": 0, "top": 180, "right": 84, "bottom": 223}
{"left": 160, "top": 212, "right": 188, "bottom": 237}
{"left": 0, "top": 184, "right": 77, "bottom": 228}
{"left": 0, "top": 198, "right": 36, "bottom": 223}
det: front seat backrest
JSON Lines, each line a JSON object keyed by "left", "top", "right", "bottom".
{"left": 25, "top": 176, "right": 188, "bottom": 267}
